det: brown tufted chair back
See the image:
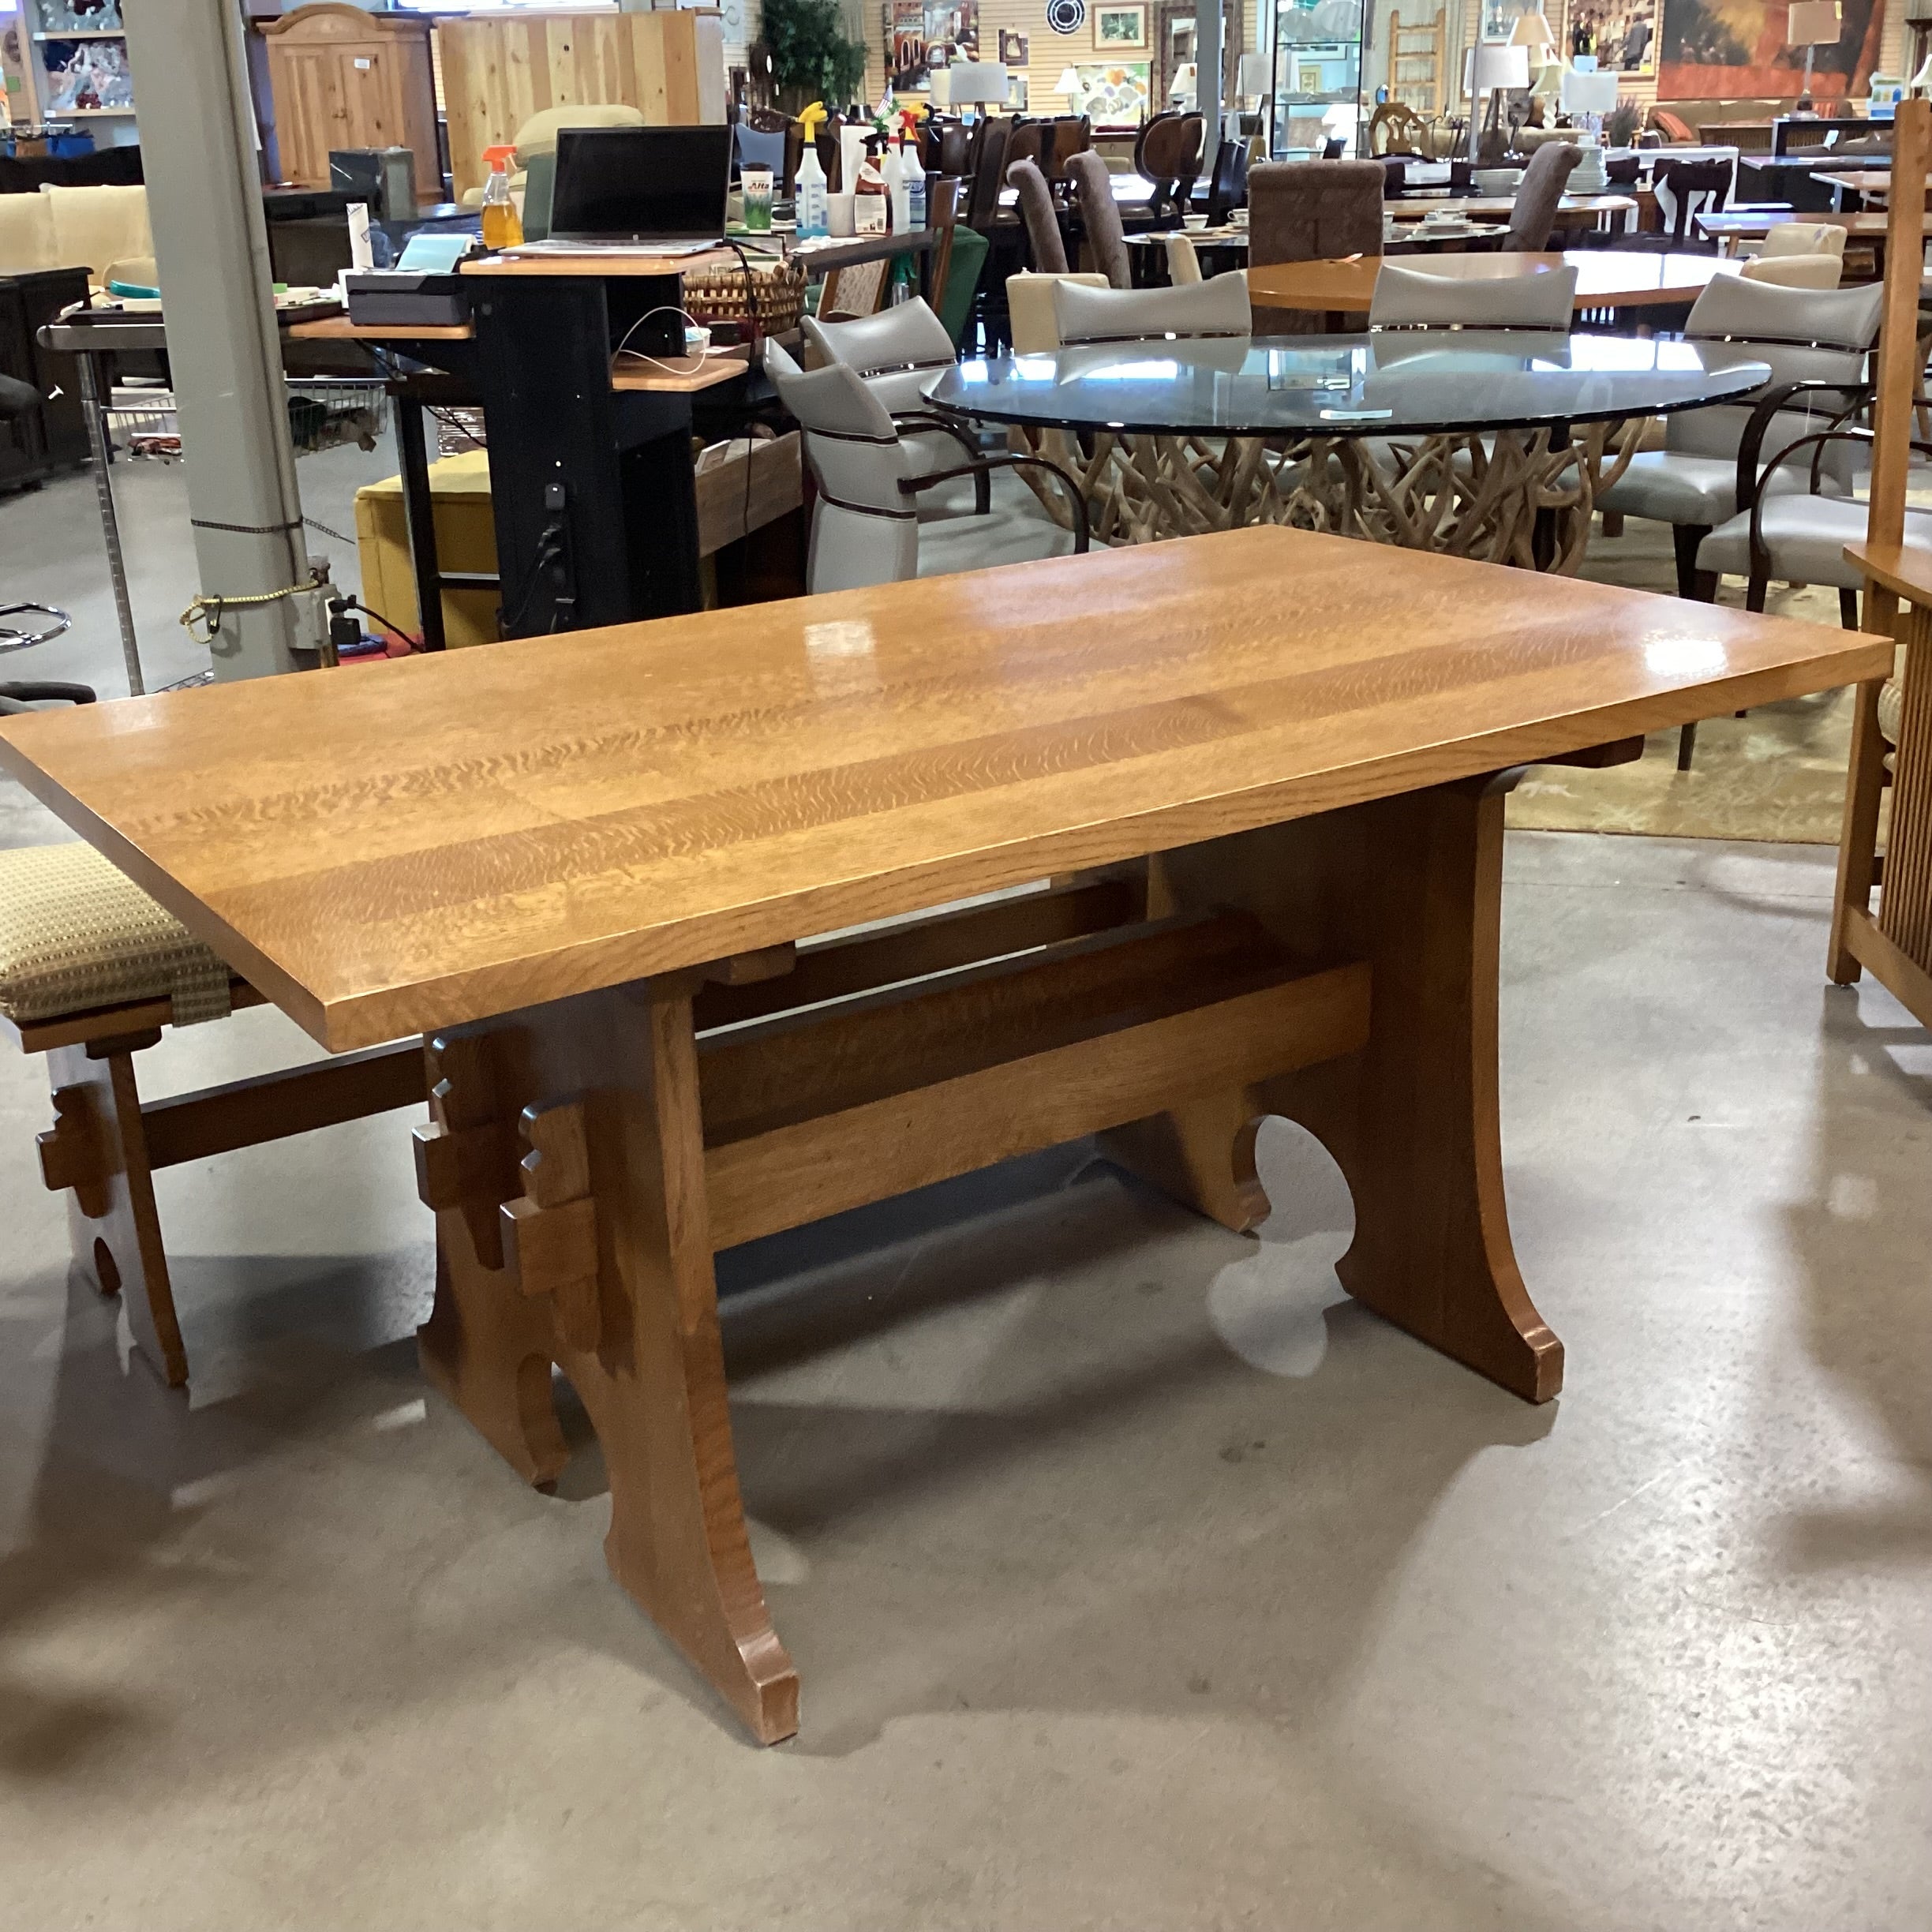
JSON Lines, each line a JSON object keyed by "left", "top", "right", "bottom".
{"left": 1245, "top": 159, "right": 1384, "bottom": 265}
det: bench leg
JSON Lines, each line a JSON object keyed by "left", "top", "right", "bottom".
{"left": 38, "top": 1037, "right": 188, "bottom": 1387}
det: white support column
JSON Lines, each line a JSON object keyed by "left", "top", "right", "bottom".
{"left": 121, "top": 0, "right": 313, "bottom": 681}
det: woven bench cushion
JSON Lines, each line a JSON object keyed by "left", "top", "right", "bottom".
{"left": 0, "top": 842, "right": 232, "bottom": 1028}
{"left": 1878, "top": 678, "right": 1902, "bottom": 748}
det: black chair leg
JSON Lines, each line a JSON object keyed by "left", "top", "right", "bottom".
{"left": 1676, "top": 720, "right": 1698, "bottom": 771}
{"left": 1672, "top": 523, "right": 1715, "bottom": 601}
{"left": 1746, "top": 573, "right": 1769, "bottom": 614}
{"left": 1840, "top": 586, "right": 1860, "bottom": 629}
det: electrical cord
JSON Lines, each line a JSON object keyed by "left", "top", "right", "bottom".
{"left": 329, "top": 593, "right": 414, "bottom": 644}
{"left": 727, "top": 240, "right": 763, "bottom": 555}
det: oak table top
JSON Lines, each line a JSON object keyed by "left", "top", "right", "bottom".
{"left": 0, "top": 528, "right": 1888, "bottom": 1052}
{"left": 1248, "top": 249, "right": 1742, "bottom": 314}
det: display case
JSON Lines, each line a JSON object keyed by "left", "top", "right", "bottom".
{"left": 19, "top": 0, "right": 135, "bottom": 140}
{"left": 1270, "top": 0, "right": 1364, "bottom": 155}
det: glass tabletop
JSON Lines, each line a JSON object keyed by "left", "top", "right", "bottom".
{"left": 927, "top": 333, "right": 1774, "bottom": 439}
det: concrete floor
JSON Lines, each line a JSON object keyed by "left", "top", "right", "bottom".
{"left": 4, "top": 464, "right": 1932, "bottom": 1926}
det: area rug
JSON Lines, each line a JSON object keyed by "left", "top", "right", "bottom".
{"left": 1506, "top": 516, "right": 1865, "bottom": 844}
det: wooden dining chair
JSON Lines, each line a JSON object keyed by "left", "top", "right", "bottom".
{"left": 1139, "top": 113, "right": 1207, "bottom": 225}
{"left": 1612, "top": 158, "right": 1731, "bottom": 253}
{"left": 1834, "top": 95, "right": 1932, "bottom": 1035}
{"left": 1203, "top": 138, "right": 1250, "bottom": 227}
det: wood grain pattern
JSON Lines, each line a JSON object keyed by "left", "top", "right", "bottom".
{"left": 437, "top": 11, "right": 722, "bottom": 200}
{"left": 42, "top": 1043, "right": 185, "bottom": 1386}
{"left": 1148, "top": 778, "right": 1563, "bottom": 1401}
{"left": 0, "top": 527, "right": 1889, "bottom": 1054}
{"left": 415, "top": 994, "right": 799, "bottom": 1742}
{"left": 286, "top": 317, "right": 477, "bottom": 345}
{"left": 463, "top": 248, "right": 743, "bottom": 279}
{"left": 1248, "top": 249, "right": 1740, "bottom": 315}
{"left": 705, "top": 963, "right": 1372, "bottom": 1249}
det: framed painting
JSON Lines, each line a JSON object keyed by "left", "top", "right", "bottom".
{"left": 1093, "top": 2, "right": 1149, "bottom": 53}
{"left": 1658, "top": 0, "right": 1885, "bottom": 103}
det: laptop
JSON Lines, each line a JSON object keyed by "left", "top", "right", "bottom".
{"left": 520, "top": 125, "right": 733, "bottom": 257}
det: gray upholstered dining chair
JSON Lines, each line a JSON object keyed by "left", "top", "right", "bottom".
{"left": 1008, "top": 156, "right": 1069, "bottom": 274}
{"left": 1050, "top": 271, "right": 1251, "bottom": 345}
{"left": 1368, "top": 260, "right": 1578, "bottom": 329}
{"left": 764, "top": 339, "right": 1088, "bottom": 592}
{"left": 1502, "top": 142, "right": 1582, "bottom": 251}
{"left": 1063, "top": 150, "right": 1133, "bottom": 287}
{"left": 1595, "top": 274, "right": 1884, "bottom": 601}
{"left": 1700, "top": 425, "right": 1932, "bottom": 622}
{"left": 800, "top": 298, "right": 977, "bottom": 495}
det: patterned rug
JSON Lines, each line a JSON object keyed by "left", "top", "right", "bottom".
{"left": 1507, "top": 515, "right": 1861, "bottom": 844}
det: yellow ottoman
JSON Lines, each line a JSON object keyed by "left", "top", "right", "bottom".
{"left": 354, "top": 448, "right": 500, "bottom": 650}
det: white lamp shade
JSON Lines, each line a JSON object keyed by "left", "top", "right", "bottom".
{"left": 1056, "top": 66, "right": 1084, "bottom": 95}
{"left": 946, "top": 62, "right": 1010, "bottom": 106}
{"left": 1464, "top": 42, "right": 1532, "bottom": 93}
{"left": 1559, "top": 64, "right": 1620, "bottom": 113}
{"left": 1787, "top": 0, "right": 1842, "bottom": 46}
{"left": 1237, "top": 52, "right": 1273, "bottom": 99}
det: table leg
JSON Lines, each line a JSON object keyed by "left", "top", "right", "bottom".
{"left": 392, "top": 394, "right": 447, "bottom": 653}
{"left": 1125, "top": 776, "right": 1563, "bottom": 1404}
{"left": 414, "top": 984, "right": 799, "bottom": 1743}
{"left": 75, "top": 349, "right": 145, "bottom": 697}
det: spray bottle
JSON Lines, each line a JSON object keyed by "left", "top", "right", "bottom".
{"left": 795, "top": 139, "right": 829, "bottom": 238}
{"left": 480, "top": 145, "right": 523, "bottom": 250}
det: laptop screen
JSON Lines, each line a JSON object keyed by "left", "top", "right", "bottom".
{"left": 551, "top": 126, "right": 733, "bottom": 242}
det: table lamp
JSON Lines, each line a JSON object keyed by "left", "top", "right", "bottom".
{"left": 1559, "top": 62, "right": 1620, "bottom": 133}
{"left": 1786, "top": 0, "right": 1842, "bottom": 114}
{"left": 1464, "top": 40, "right": 1530, "bottom": 162}
{"left": 947, "top": 61, "right": 1010, "bottom": 123}
{"left": 1237, "top": 52, "right": 1272, "bottom": 106}
{"left": 1056, "top": 65, "right": 1085, "bottom": 109}
{"left": 1511, "top": 10, "right": 1559, "bottom": 66}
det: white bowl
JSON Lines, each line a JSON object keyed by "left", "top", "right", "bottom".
{"left": 1182, "top": 212, "right": 1209, "bottom": 230}
{"left": 1473, "top": 167, "right": 1523, "bottom": 195}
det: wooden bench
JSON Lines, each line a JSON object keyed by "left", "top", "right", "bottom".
{"left": 2, "top": 842, "right": 426, "bottom": 1387}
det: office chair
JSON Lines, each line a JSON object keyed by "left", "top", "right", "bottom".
{"left": 2, "top": 373, "right": 96, "bottom": 715}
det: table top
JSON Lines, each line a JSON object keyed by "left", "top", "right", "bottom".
{"left": 1816, "top": 170, "right": 1899, "bottom": 193}
{"left": 1844, "top": 535, "right": 1932, "bottom": 605}
{"left": 287, "top": 314, "right": 476, "bottom": 344}
{"left": 1384, "top": 193, "right": 1638, "bottom": 221}
{"left": 0, "top": 528, "right": 1886, "bottom": 1052}
{"left": 1695, "top": 209, "right": 1932, "bottom": 239}
{"left": 1249, "top": 249, "right": 1742, "bottom": 314}
{"left": 928, "top": 332, "right": 1770, "bottom": 439}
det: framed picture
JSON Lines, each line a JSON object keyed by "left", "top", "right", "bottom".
{"left": 1297, "top": 62, "right": 1324, "bottom": 92}
{"left": 999, "top": 24, "right": 1029, "bottom": 64}
{"left": 1091, "top": 2, "right": 1148, "bottom": 52}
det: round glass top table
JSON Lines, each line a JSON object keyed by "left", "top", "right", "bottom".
{"left": 927, "top": 331, "right": 1773, "bottom": 573}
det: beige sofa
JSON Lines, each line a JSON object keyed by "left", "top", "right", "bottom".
{"left": 0, "top": 185, "right": 154, "bottom": 285}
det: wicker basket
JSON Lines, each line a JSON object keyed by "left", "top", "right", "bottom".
{"left": 682, "top": 258, "right": 807, "bottom": 339}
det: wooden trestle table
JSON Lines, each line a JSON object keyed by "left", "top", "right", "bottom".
{"left": 0, "top": 528, "right": 1890, "bottom": 1743}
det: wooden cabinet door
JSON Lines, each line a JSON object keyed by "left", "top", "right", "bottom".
{"left": 337, "top": 43, "right": 409, "bottom": 152}
{"left": 272, "top": 44, "right": 343, "bottom": 187}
